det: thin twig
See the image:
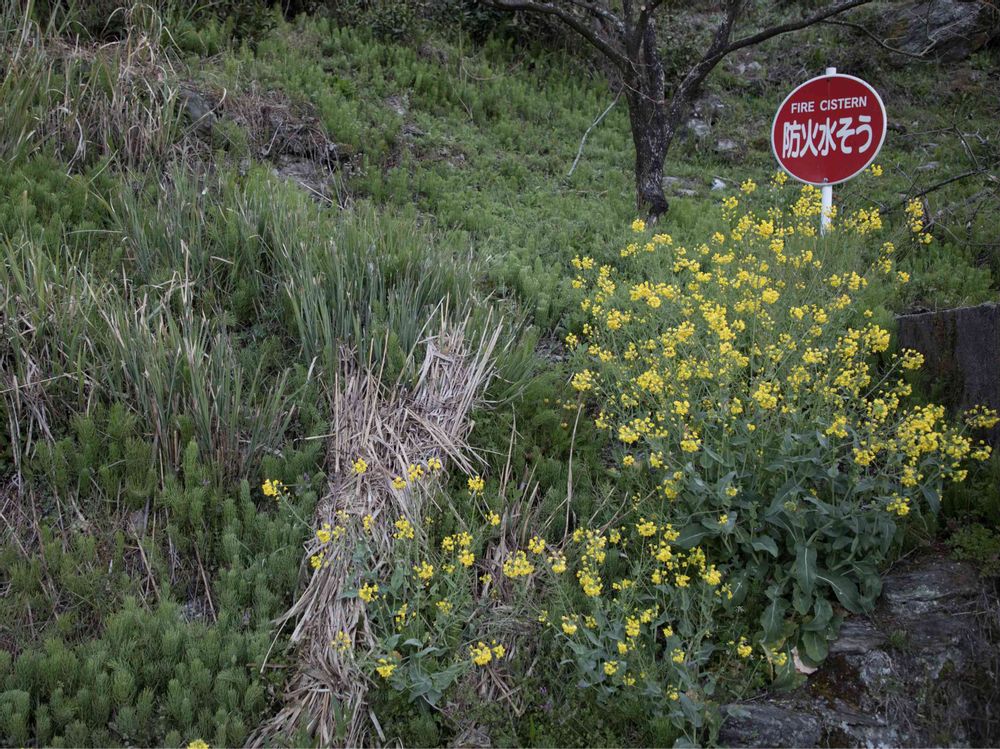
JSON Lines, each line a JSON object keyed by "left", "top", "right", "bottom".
{"left": 892, "top": 169, "right": 990, "bottom": 210}
{"left": 820, "top": 18, "right": 929, "bottom": 60}
{"left": 568, "top": 89, "right": 621, "bottom": 178}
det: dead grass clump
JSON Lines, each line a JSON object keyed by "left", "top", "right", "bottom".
{"left": 252, "top": 320, "right": 504, "bottom": 747}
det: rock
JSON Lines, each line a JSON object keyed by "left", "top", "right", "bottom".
{"left": 686, "top": 117, "right": 713, "bottom": 141}
{"left": 881, "top": 0, "right": 1000, "bottom": 61}
{"left": 385, "top": 94, "right": 409, "bottom": 117}
{"left": 692, "top": 93, "right": 726, "bottom": 123}
{"left": 179, "top": 87, "right": 216, "bottom": 135}
{"left": 722, "top": 704, "right": 824, "bottom": 748}
{"left": 721, "top": 554, "right": 1000, "bottom": 747}
{"left": 896, "top": 303, "right": 1000, "bottom": 445}
{"left": 714, "top": 139, "right": 741, "bottom": 160}
{"left": 734, "top": 60, "right": 764, "bottom": 79}
{"left": 711, "top": 178, "right": 727, "bottom": 191}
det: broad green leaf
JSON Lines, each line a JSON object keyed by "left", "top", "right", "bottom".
{"left": 751, "top": 535, "right": 779, "bottom": 557}
{"left": 675, "top": 523, "right": 708, "bottom": 549}
{"left": 801, "top": 630, "right": 829, "bottom": 663}
{"left": 793, "top": 545, "right": 817, "bottom": 597}
{"left": 815, "top": 569, "right": 863, "bottom": 613}
{"left": 760, "top": 598, "right": 787, "bottom": 643}
{"left": 802, "top": 597, "right": 833, "bottom": 632}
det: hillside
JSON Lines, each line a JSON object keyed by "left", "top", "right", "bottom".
{"left": 1, "top": 1, "right": 998, "bottom": 747}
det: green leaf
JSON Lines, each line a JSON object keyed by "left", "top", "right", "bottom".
{"left": 760, "top": 598, "right": 787, "bottom": 643}
{"left": 800, "top": 630, "right": 829, "bottom": 663}
{"left": 751, "top": 535, "right": 779, "bottom": 557}
{"left": 793, "top": 545, "right": 817, "bottom": 597}
{"left": 675, "top": 524, "right": 708, "bottom": 549}
{"left": 815, "top": 570, "right": 863, "bottom": 613}
{"left": 921, "top": 483, "right": 940, "bottom": 513}
{"left": 803, "top": 597, "right": 833, "bottom": 632}
{"left": 792, "top": 584, "right": 811, "bottom": 616}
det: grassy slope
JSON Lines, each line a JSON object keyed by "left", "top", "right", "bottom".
{"left": 1, "top": 4, "right": 998, "bottom": 747}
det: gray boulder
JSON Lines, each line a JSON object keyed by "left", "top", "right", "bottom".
{"left": 882, "top": 0, "right": 1000, "bottom": 61}
{"left": 721, "top": 555, "right": 999, "bottom": 747}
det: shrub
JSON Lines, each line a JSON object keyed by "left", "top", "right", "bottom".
{"left": 547, "top": 175, "right": 996, "bottom": 731}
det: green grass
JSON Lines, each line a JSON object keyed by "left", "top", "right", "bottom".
{"left": 1, "top": 2, "right": 998, "bottom": 746}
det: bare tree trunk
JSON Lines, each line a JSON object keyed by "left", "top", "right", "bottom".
{"left": 624, "top": 14, "right": 670, "bottom": 221}
{"left": 626, "top": 86, "right": 670, "bottom": 221}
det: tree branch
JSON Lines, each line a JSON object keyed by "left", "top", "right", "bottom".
{"left": 892, "top": 169, "right": 991, "bottom": 210}
{"left": 722, "top": 0, "right": 873, "bottom": 58}
{"left": 490, "top": 0, "right": 629, "bottom": 69}
{"left": 568, "top": 88, "right": 622, "bottom": 177}
{"left": 564, "top": 0, "right": 624, "bottom": 33}
{"left": 819, "top": 18, "right": 929, "bottom": 60}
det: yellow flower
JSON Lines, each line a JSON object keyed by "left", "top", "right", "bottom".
{"left": 737, "top": 637, "right": 753, "bottom": 658}
{"left": 358, "top": 582, "right": 379, "bottom": 603}
{"left": 470, "top": 641, "right": 493, "bottom": 666}
{"left": 702, "top": 565, "right": 722, "bottom": 586}
{"left": 717, "top": 514, "right": 728, "bottom": 526}
{"left": 391, "top": 476, "right": 407, "bottom": 490}
{"left": 331, "top": 630, "right": 352, "bottom": 653}
{"left": 603, "top": 661, "right": 619, "bottom": 676}
{"left": 261, "top": 479, "right": 283, "bottom": 498}
{"left": 427, "top": 456, "right": 443, "bottom": 471}
{"left": 502, "top": 550, "right": 535, "bottom": 578}
{"left": 394, "top": 517, "right": 415, "bottom": 540}
{"left": 413, "top": 561, "right": 435, "bottom": 581}
{"left": 492, "top": 642, "right": 506, "bottom": 659}
{"left": 436, "top": 600, "right": 452, "bottom": 615}
{"left": 869, "top": 164, "right": 883, "bottom": 177}
{"left": 622, "top": 454, "right": 636, "bottom": 467}
{"left": 467, "top": 475, "right": 485, "bottom": 493}
{"left": 631, "top": 218, "right": 646, "bottom": 233}
{"left": 188, "top": 741, "right": 210, "bottom": 749}
{"left": 900, "top": 349, "right": 924, "bottom": 371}
{"left": 740, "top": 178, "right": 757, "bottom": 194}
{"left": 352, "top": 458, "right": 368, "bottom": 475}
{"left": 671, "top": 648, "right": 685, "bottom": 664}
{"left": 561, "top": 617, "right": 578, "bottom": 635}
{"left": 635, "top": 518, "right": 657, "bottom": 537}
{"left": 458, "top": 549, "right": 475, "bottom": 567}
{"left": 316, "top": 524, "right": 332, "bottom": 544}
{"left": 376, "top": 657, "right": 397, "bottom": 679}
{"left": 407, "top": 463, "right": 425, "bottom": 482}
{"left": 548, "top": 552, "right": 567, "bottom": 574}
{"left": 527, "top": 536, "right": 546, "bottom": 554}
{"left": 487, "top": 510, "right": 501, "bottom": 527}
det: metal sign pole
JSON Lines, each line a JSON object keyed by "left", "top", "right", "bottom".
{"left": 820, "top": 66, "right": 836, "bottom": 236}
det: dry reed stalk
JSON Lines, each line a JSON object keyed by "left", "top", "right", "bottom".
{"left": 253, "top": 318, "right": 503, "bottom": 747}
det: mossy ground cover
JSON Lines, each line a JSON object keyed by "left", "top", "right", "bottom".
{"left": 1, "top": 2, "right": 998, "bottom": 746}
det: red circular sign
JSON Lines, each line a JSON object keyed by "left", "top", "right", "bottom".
{"left": 772, "top": 73, "right": 886, "bottom": 186}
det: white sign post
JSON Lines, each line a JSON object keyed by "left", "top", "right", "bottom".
{"left": 819, "top": 67, "right": 836, "bottom": 236}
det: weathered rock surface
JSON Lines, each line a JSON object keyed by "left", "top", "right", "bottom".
{"left": 896, "top": 303, "right": 1000, "bottom": 445}
{"left": 721, "top": 555, "right": 999, "bottom": 747}
{"left": 881, "top": 0, "right": 1000, "bottom": 61}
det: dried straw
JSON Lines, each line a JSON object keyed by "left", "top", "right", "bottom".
{"left": 253, "top": 317, "right": 503, "bottom": 747}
